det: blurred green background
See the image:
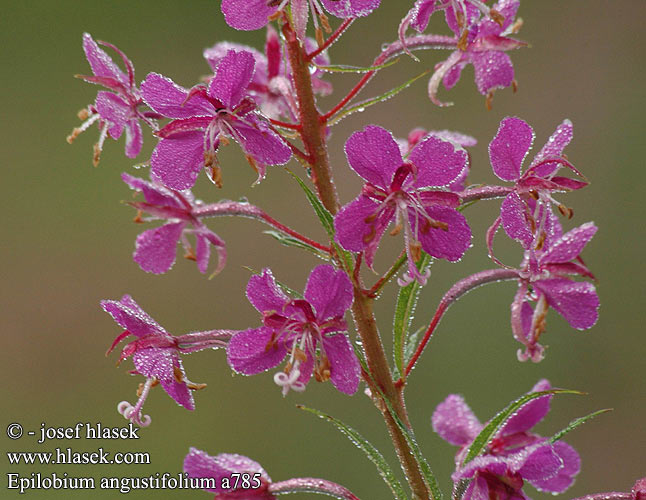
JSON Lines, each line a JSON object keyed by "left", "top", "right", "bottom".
{"left": 2, "top": 1, "right": 644, "bottom": 498}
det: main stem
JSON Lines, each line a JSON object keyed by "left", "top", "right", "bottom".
{"left": 283, "top": 22, "right": 431, "bottom": 500}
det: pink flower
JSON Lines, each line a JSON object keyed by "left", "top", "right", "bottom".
{"left": 397, "top": 126, "right": 477, "bottom": 192}
{"left": 204, "top": 27, "right": 331, "bottom": 121}
{"left": 122, "top": 173, "right": 226, "bottom": 275}
{"left": 334, "top": 125, "right": 472, "bottom": 286}
{"left": 426, "top": 0, "right": 526, "bottom": 107}
{"left": 141, "top": 49, "right": 291, "bottom": 190}
{"left": 67, "top": 34, "right": 155, "bottom": 165}
{"left": 184, "top": 448, "right": 361, "bottom": 499}
{"left": 184, "top": 448, "right": 274, "bottom": 498}
{"left": 433, "top": 380, "right": 581, "bottom": 500}
{"left": 511, "top": 221, "right": 599, "bottom": 362}
{"left": 221, "top": 0, "right": 380, "bottom": 41}
{"left": 102, "top": 295, "right": 230, "bottom": 426}
{"left": 488, "top": 117, "right": 587, "bottom": 252}
{"left": 227, "top": 265, "right": 360, "bottom": 396}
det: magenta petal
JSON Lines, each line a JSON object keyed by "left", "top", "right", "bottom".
{"left": 95, "top": 91, "right": 129, "bottom": 136}
{"left": 101, "top": 295, "right": 165, "bottom": 338}
{"left": 530, "top": 441, "right": 580, "bottom": 493}
{"left": 151, "top": 132, "right": 205, "bottom": 190}
{"left": 443, "top": 61, "right": 466, "bottom": 90}
{"left": 334, "top": 195, "right": 383, "bottom": 252}
{"left": 125, "top": 119, "right": 143, "bottom": 158}
{"left": 409, "top": 0, "right": 437, "bottom": 32}
{"left": 412, "top": 206, "right": 471, "bottom": 262}
{"left": 195, "top": 232, "right": 211, "bottom": 275}
{"left": 432, "top": 394, "right": 483, "bottom": 446}
{"left": 489, "top": 117, "right": 534, "bottom": 182}
{"left": 304, "top": 265, "right": 353, "bottom": 321}
{"left": 516, "top": 444, "right": 562, "bottom": 481}
{"left": 540, "top": 222, "right": 597, "bottom": 265}
{"left": 141, "top": 73, "right": 213, "bottom": 118}
{"left": 500, "top": 192, "right": 533, "bottom": 248}
{"left": 246, "top": 269, "right": 289, "bottom": 314}
{"left": 530, "top": 119, "right": 573, "bottom": 176}
{"left": 463, "top": 475, "right": 491, "bottom": 500}
{"left": 499, "top": 379, "right": 552, "bottom": 437}
{"left": 321, "top": 0, "right": 381, "bottom": 18}
{"left": 132, "top": 348, "right": 194, "bottom": 410}
{"left": 208, "top": 50, "right": 255, "bottom": 109}
{"left": 322, "top": 333, "right": 360, "bottom": 395}
{"left": 227, "top": 327, "right": 288, "bottom": 375}
{"left": 408, "top": 134, "right": 468, "bottom": 187}
{"left": 183, "top": 448, "right": 229, "bottom": 493}
{"left": 134, "top": 222, "right": 184, "bottom": 274}
{"left": 232, "top": 117, "right": 291, "bottom": 166}
{"left": 221, "top": 0, "right": 276, "bottom": 31}
{"left": 82, "top": 33, "right": 127, "bottom": 86}
{"left": 471, "top": 50, "right": 515, "bottom": 95}
{"left": 534, "top": 279, "right": 599, "bottom": 329}
{"left": 345, "top": 125, "right": 403, "bottom": 188}
{"left": 121, "top": 173, "right": 181, "bottom": 208}
{"left": 204, "top": 42, "right": 267, "bottom": 82}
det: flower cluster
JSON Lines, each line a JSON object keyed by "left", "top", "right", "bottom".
{"left": 68, "top": 1, "right": 619, "bottom": 499}
{"left": 433, "top": 380, "right": 581, "bottom": 500}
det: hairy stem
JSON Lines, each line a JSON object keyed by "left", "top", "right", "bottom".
{"left": 283, "top": 22, "right": 339, "bottom": 215}
{"left": 283, "top": 22, "right": 432, "bottom": 500}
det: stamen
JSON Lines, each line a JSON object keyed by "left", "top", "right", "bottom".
{"left": 93, "top": 125, "right": 109, "bottom": 167}
{"left": 117, "top": 378, "right": 155, "bottom": 427}
{"left": 557, "top": 204, "right": 574, "bottom": 219}
{"left": 362, "top": 224, "right": 377, "bottom": 244}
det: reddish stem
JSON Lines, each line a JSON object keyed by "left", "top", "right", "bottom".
{"left": 261, "top": 213, "right": 331, "bottom": 252}
{"left": 401, "top": 269, "right": 519, "bottom": 381}
{"left": 268, "top": 118, "right": 302, "bottom": 130}
{"left": 193, "top": 201, "right": 330, "bottom": 253}
{"left": 322, "top": 34, "right": 456, "bottom": 121}
{"left": 306, "top": 18, "right": 354, "bottom": 61}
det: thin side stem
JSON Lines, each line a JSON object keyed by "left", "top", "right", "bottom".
{"left": 307, "top": 18, "right": 354, "bottom": 61}
{"left": 366, "top": 251, "right": 407, "bottom": 297}
{"left": 322, "top": 34, "right": 456, "bottom": 121}
{"left": 270, "top": 477, "right": 361, "bottom": 499}
{"left": 194, "top": 201, "right": 330, "bottom": 252}
{"left": 457, "top": 185, "right": 513, "bottom": 203}
{"left": 401, "top": 268, "right": 519, "bottom": 381}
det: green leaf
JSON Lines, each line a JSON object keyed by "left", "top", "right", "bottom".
{"left": 286, "top": 169, "right": 354, "bottom": 272}
{"left": 403, "top": 325, "right": 425, "bottom": 367}
{"left": 393, "top": 253, "right": 431, "bottom": 377}
{"left": 462, "top": 389, "right": 583, "bottom": 465}
{"left": 329, "top": 69, "right": 431, "bottom": 126}
{"left": 297, "top": 405, "right": 409, "bottom": 500}
{"left": 242, "top": 266, "right": 303, "bottom": 298}
{"left": 375, "top": 389, "right": 443, "bottom": 500}
{"left": 263, "top": 230, "right": 328, "bottom": 259}
{"left": 312, "top": 58, "right": 399, "bottom": 73}
{"left": 549, "top": 408, "right": 612, "bottom": 444}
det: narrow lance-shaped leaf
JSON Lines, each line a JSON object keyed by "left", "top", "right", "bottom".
{"left": 287, "top": 169, "right": 354, "bottom": 272}
{"left": 312, "top": 58, "right": 400, "bottom": 73}
{"left": 403, "top": 325, "right": 425, "bottom": 367}
{"left": 263, "top": 230, "right": 329, "bottom": 259}
{"left": 329, "top": 69, "right": 431, "bottom": 126}
{"left": 549, "top": 408, "right": 612, "bottom": 444}
{"left": 393, "top": 253, "right": 431, "bottom": 377}
{"left": 462, "top": 389, "right": 584, "bottom": 465}
{"left": 297, "top": 405, "right": 409, "bottom": 500}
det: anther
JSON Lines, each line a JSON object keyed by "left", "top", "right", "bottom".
{"left": 184, "top": 247, "right": 197, "bottom": 261}
{"left": 133, "top": 210, "right": 144, "bottom": 224}
{"left": 293, "top": 347, "right": 308, "bottom": 363}
{"left": 490, "top": 9, "right": 505, "bottom": 26}
{"left": 66, "top": 128, "right": 81, "bottom": 144}
{"left": 390, "top": 223, "right": 403, "bottom": 236}
{"left": 362, "top": 225, "right": 377, "bottom": 244}
{"left": 457, "top": 30, "right": 469, "bottom": 51}
{"left": 485, "top": 91, "right": 494, "bottom": 111}
{"left": 77, "top": 108, "right": 90, "bottom": 121}
{"left": 93, "top": 143, "right": 102, "bottom": 167}
{"left": 410, "top": 242, "right": 422, "bottom": 263}
{"left": 557, "top": 204, "right": 574, "bottom": 219}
